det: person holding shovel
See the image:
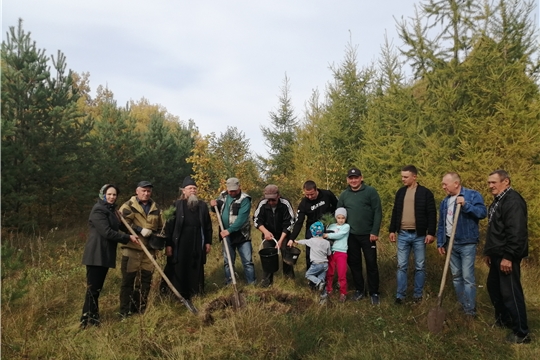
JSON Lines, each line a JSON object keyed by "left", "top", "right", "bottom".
{"left": 437, "top": 172, "right": 486, "bottom": 317}
{"left": 80, "top": 184, "right": 139, "bottom": 328}
{"left": 253, "top": 184, "right": 296, "bottom": 287}
{"left": 118, "top": 181, "right": 164, "bottom": 318}
{"left": 484, "top": 170, "right": 530, "bottom": 344}
{"left": 210, "top": 177, "right": 256, "bottom": 285}
{"left": 161, "top": 176, "right": 212, "bottom": 301}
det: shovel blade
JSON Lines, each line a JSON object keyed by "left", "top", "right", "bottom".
{"left": 427, "top": 306, "right": 446, "bottom": 334}
{"left": 182, "top": 299, "right": 199, "bottom": 314}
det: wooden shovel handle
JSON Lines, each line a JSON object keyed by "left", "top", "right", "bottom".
{"left": 436, "top": 203, "right": 462, "bottom": 305}
{"left": 213, "top": 205, "right": 241, "bottom": 308}
{"left": 116, "top": 210, "right": 198, "bottom": 314}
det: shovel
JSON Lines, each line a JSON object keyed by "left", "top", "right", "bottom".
{"left": 117, "top": 211, "right": 199, "bottom": 314}
{"left": 427, "top": 203, "right": 461, "bottom": 334}
{"left": 213, "top": 205, "right": 242, "bottom": 309}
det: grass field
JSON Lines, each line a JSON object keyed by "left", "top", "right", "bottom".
{"left": 1, "top": 223, "right": 538, "bottom": 359}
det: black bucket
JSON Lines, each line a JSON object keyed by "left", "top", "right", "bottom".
{"left": 282, "top": 246, "right": 302, "bottom": 266}
{"left": 259, "top": 247, "right": 279, "bottom": 273}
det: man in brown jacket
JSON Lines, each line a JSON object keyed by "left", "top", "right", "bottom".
{"left": 119, "top": 181, "right": 163, "bottom": 317}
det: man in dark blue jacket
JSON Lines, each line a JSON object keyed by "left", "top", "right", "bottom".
{"left": 437, "top": 172, "right": 486, "bottom": 316}
{"left": 389, "top": 165, "right": 436, "bottom": 304}
{"left": 484, "top": 170, "right": 530, "bottom": 344}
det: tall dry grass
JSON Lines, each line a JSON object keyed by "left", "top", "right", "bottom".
{"left": 1, "top": 224, "right": 538, "bottom": 359}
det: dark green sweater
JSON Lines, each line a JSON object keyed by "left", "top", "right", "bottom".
{"left": 337, "top": 183, "right": 382, "bottom": 236}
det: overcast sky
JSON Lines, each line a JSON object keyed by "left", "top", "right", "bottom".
{"left": 3, "top": 0, "right": 422, "bottom": 155}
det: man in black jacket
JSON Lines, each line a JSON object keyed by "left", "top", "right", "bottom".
{"left": 290, "top": 180, "right": 338, "bottom": 271}
{"left": 484, "top": 170, "right": 530, "bottom": 344}
{"left": 162, "top": 176, "right": 212, "bottom": 301}
{"left": 389, "top": 165, "right": 436, "bottom": 304}
{"left": 253, "top": 185, "right": 296, "bottom": 287}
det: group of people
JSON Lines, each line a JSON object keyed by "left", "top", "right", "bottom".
{"left": 388, "top": 167, "right": 530, "bottom": 344}
{"left": 79, "top": 167, "right": 530, "bottom": 344}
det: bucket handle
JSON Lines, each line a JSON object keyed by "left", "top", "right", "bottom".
{"left": 259, "top": 238, "right": 280, "bottom": 254}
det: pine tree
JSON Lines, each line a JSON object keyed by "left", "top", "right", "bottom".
{"left": 1, "top": 19, "right": 93, "bottom": 229}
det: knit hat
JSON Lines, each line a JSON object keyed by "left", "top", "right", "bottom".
{"left": 182, "top": 176, "right": 197, "bottom": 188}
{"left": 335, "top": 207, "right": 347, "bottom": 219}
{"left": 309, "top": 221, "right": 324, "bottom": 237}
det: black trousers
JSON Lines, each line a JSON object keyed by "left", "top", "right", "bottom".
{"left": 261, "top": 241, "right": 295, "bottom": 285}
{"left": 486, "top": 257, "right": 529, "bottom": 336}
{"left": 347, "top": 233, "right": 379, "bottom": 295}
{"left": 81, "top": 265, "right": 109, "bottom": 322}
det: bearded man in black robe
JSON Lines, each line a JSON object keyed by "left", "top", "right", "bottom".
{"left": 161, "top": 176, "right": 212, "bottom": 300}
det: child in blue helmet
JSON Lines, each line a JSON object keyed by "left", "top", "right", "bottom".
{"left": 295, "top": 221, "right": 331, "bottom": 298}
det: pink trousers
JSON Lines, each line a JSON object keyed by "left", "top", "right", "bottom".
{"left": 326, "top": 251, "right": 348, "bottom": 295}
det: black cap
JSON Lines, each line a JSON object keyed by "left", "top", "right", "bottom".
{"left": 137, "top": 181, "right": 153, "bottom": 188}
{"left": 347, "top": 168, "right": 362, "bottom": 177}
{"left": 182, "top": 176, "right": 197, "bottom": 188}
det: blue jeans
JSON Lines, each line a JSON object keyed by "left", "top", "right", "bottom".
{"left": 305, "top": 262, "right": 328, "bottom": 286}
{"left": 223, "top": 240, "right": 256, "bottom": 285}
{"left": 449, "top": 243, "right": 477, "bottom": 315}
{"left": 396, "top": 230, "right": 426, "bottom": 299}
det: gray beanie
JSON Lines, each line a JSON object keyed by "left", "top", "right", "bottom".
{"left": 335, "top": 207, "right": 347, "bottom": 219}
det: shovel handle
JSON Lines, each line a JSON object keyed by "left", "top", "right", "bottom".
{"left": 116, "top": 210, "right": 198, "bottom": 314}
{"left": 436, "top": 203, "right": 462, "bottom": 305}
{"left": 213, "top": 205, "right": 241, "bottom": 308}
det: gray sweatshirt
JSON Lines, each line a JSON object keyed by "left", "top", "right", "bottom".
{"left": 296, "top": 237, "right": 331, "bottom": 263}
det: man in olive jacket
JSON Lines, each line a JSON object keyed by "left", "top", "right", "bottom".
{"left": 119, "top": 181, "right": 163, "bottom": 317}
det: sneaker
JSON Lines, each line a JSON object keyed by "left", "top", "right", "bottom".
{"left": 317, "top": 281, "right": 326, "bottom": 292}
{"left": 339, "top": 294, "right": 347, "bottom": 303}
{"left": 353, "top": 290, "right": 365, "bottom": 301}
{"left": 394, "top": 297, "right": 404, "bottom": 305}
{"left": 505, "top": 332, "right": 531, "bottom": 344}
{"left": 413, "top": 296, "right": 423, "bottom": 304}
{"left": 370, "top": 294, "right": 380, "bottom": 305}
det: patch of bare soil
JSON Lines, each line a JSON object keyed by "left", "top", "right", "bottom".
{"left": 202, "top": 288, "right": 315, "bottom": 325}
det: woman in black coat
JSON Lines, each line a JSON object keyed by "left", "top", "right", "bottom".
{"left": 80, "top": 184, "right": 138, "bottom": 328}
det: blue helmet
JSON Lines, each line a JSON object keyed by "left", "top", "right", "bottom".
{"left": 309, "top": 221, "right": 324, "bottom": 237}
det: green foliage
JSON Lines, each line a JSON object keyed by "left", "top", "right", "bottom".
{"left": 260, "top": 75, "right": 298, "bottom": 198}
{"left": 319, "top": 213, "right": 336, "bottom": 229}
{"left": 282, "top": 0, "right": 540, "bottom": 257}
{"left": 139, "top": 111, "right": 194, "bottom": 204}
{"left": 162, "top": 206, "right": 176, "bottom": 222}
{"left": 1, "top": 19, "right": 93, "bottom": 229}
{"left": 1, "top": 245, "right": 29, "bottom": 304}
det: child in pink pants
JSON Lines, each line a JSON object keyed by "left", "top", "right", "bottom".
{"left": 323, "top": 207, "right": 350, "bottom": 302}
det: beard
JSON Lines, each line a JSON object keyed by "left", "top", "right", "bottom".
{"left": 187, "top": 194, "right": 199, "bottom": 210}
